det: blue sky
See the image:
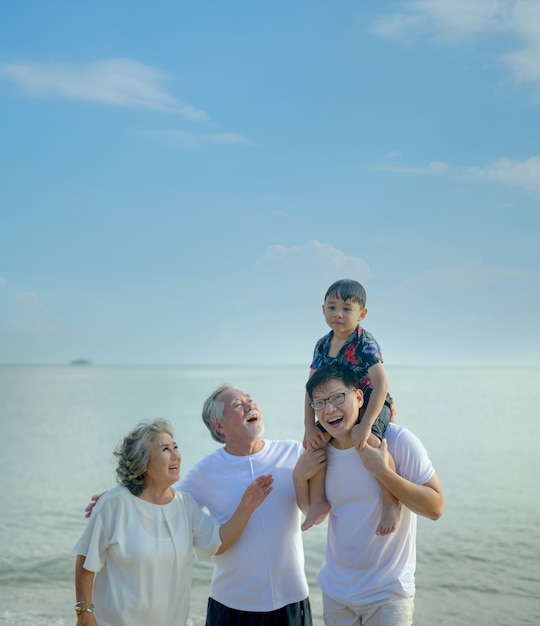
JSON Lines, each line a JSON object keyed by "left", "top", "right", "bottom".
{"left": 1, "top": 0, "right": 539, "bottom": 366}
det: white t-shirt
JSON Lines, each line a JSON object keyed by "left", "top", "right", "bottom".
{"left": 73, "top": 485, "right": 221, "bottom": 626}
{"left": 179, "top": 439, "right": 309, "bottom": 612}
{"left": 318, "top": 424, "right": 435, "bottom": 605}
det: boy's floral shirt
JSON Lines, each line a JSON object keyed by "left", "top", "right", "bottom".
{"left": 310, "top": 325, "right": 384, "bottom": 393}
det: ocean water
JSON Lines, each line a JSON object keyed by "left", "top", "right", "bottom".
{"left": 0, "top": 364, "right": 539, "bottom": 625}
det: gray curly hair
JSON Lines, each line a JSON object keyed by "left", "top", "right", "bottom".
{"left": 114, "top": 418, "right": 174, "bottom": 495}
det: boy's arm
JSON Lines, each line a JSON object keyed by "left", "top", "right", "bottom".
{"left": 293, "top": 448, "right": 327, "bottom": 515}
{"left": 360, "top": 440, "right": 444, "bottom": 520}
{"left": 352, "top": 363, "right": 388, "bottom": 449}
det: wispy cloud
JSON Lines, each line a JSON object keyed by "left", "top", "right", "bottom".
{"left": 0, "top": 58, "right": 207, "bottom": 121}
{"left": 374, "top": 154, "right": 540, "bottom": 193}
{"left": 140, "top": 129, "right": 250, "bottom": 149}
{"left": 463, "top": 156, "right": 540, "bottom": 192}
{"left": 371, "top": 0, "right": 540, "bottom": 91}
{"left": 375, "top": 161, "right": 450, "bottom": 175}
{"left": 0, "top": 277, "right": 7, "bottom": 286}
{"left": 371, "top": 0, "right": 511, "bottom": 41}
{"left": 16, "top": 291, "right": 43, "bottom": 312}
{"left": 264, "top": 240, "right": 373, "bottom": 280}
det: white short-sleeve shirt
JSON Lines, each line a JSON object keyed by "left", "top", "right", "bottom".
{"left": 318, "top": 424, "right": 435, "bottom": 605}
{"left": 179, "top": 439, "right": 309, "bottom": 612}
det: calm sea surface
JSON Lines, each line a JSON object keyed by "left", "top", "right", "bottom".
{"left": 0, "top": 364, "right": 539, "bottom": 625}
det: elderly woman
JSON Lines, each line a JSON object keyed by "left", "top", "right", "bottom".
{"left": 74, "top": 418, "right": 273, "bottom": 626}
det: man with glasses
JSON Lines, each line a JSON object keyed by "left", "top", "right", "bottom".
{"left": 294, "top": 363, "right": 444, "bottom": 626}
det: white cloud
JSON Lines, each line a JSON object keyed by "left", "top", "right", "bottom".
{"left": 140, "top": 129, "right": 249, "bottom": 149}
{"left": 16, "top": 291, "right": 43, "bottom": 312}
{"left": 374, "top": 154, "right": 540, "bottom": 194}
{"left": 264, "top": 240, "right": 373, "bottom": 280}
{"left": 375, "top": 161, "right": 450, "bottom": 175}
{"left": 0, "top": 277, "right": 6, "bottom": 286}
{"left": 464, "top": 156, "right": 540, "bottom": 191}
{"left": 0, "top": 58, "right": 207, "bottom": 121}
{"left": 371, "top": 0, "right": 511, "bottom": 41}
{"left": 371, "top": 0, "right": 540, "bottom": 89}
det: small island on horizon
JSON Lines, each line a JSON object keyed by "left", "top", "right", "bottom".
{"left": 70, "top": 359, "right": 93, "bottom": 366}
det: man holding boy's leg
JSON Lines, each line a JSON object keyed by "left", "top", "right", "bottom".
{"left": 294, "top": 363, "right": 444, "bottom": 626}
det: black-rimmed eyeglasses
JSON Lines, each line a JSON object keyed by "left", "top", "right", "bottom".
{"left": 309, "top": 389, "right": 354, "bottom": 412}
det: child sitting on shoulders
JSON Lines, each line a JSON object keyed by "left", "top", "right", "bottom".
{"left": 302, "top": 278, "right": 399, "bottom": 536}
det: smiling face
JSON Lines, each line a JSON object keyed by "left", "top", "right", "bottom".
{"left": 143, "top": 432, "right": 181, "bottom": 489}
{"left": 213, "top": 388, "right": 265, "bottom": 453}
{"left": 322, "top": 295, "right": 367, "bottom": 339}
{"left": 311, "top": 379, "right": 364, "bottom": 449}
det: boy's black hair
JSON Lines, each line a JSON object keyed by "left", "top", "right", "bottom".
{"left": 324, "top": 279, "right": 366, "bottom": 308}
{"left": 306, "top": 363, "right": 358, "bottom": 399}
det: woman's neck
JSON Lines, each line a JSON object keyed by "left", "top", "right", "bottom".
{"left": 138, "top": 484, "right": 174, "bottom": 505}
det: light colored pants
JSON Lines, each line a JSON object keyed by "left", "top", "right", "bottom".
{"left": 322, "top": 594, "right": 414, "bottom": 626}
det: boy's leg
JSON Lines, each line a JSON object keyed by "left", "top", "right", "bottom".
{"left": 360, "top": 398, "right": 400, "bottom": 536}
{"left": 367, "top": 433, "right": 400, "bottom": 536}
{"left": 301, "top": 467, "right": 330, "bottom": 531}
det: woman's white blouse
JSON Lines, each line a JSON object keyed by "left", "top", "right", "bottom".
{"left": 74, "top": 485, "right": 221, "bottom": 626}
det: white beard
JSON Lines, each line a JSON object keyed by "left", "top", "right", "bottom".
{"left": 246, "top": 421, "right": 264, "bottom": 439}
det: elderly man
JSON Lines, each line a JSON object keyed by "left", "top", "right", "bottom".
{"left": 179, "top": 384, "right": 312, "bottom": 626}
{"left": 294, "top": 363, "right": 444, "bottom": 626}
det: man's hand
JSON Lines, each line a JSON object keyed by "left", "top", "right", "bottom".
{"left": 359, "top": 438, "right": 391, "bottom": 477}
{"left": 84, "top": 493, "right": 105, "bottom": 519}
{"left": 351, "top": 421, "right": 371, "bottom": 450}
{"left": 293, "top": 448, "right": 327, "bottom": 482}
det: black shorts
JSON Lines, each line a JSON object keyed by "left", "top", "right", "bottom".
{"left": 205, "top": 596, "right": 313, "bottom": 626}
{"left": 316, "top": 391, "right": 392, "bottom": 441}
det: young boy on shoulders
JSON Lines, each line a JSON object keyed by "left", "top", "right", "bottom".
{"left": 302, "top": 278, "right": 399, "bottom": 535}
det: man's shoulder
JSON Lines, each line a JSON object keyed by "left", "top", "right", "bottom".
{"left": 265, "top": 439, "right": 303, "bottom": 451}
{"left": 265, "top": 438, "right": 302, "bottom": 445}
{"left": 189, "top": 446, "right": 226, "bottom": 470}
{"left": 385, "top": 423, "right": 413, "bottom": 443}
{"left": 262, "top": 439, "right": 304, "bottom": 462}
{"left": 385, "top": 424, "right": 429, "bottom": 460}
{"left": 385, "top": 424, "right": 434, "bottom": 482}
